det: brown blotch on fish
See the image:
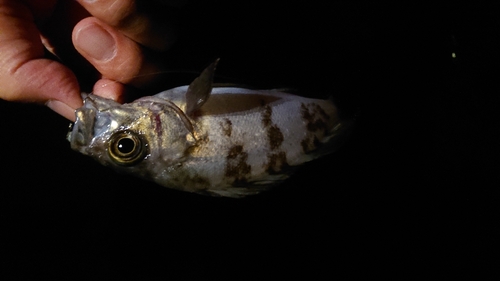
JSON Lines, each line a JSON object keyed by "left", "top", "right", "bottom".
{"left": 169, "top": 170, "right": 211, "bottom": 190}
{"left": 220, "top": 118, "right": 232, "bottom": 137}
{"left": 261, "top": 105, "right": 284, "bottom": 150}
{"left": 317, "top": 104, "right": 331, "bottom": 120}
{"left": 301, "top": 135, "right": 322, "bottom": 154}
{"left": 225, "top": 145, "right": 251, "bottom": 185}
{"left": 266, "top": 151, "right": 290, "bottom": 174}
{"left": 189, "top": 175, "right": 211, "bottom": 188}
{"left": 300, "top": 103, "right": 330, "bottom": 132}
{"left": 262, "top": 105, "right": 273, "bottom": 127}
{"left": 268, "top": 125, "right": 284, "bottom": 150}
{"left": 184, "top": 173, "right": 211, "bottom": 188}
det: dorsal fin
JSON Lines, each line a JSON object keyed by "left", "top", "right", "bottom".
{"left": 185, "top": 59, "right": 219, "bottom": 115}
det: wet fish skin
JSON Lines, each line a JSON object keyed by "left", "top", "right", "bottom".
{"left": 68, "top": 62, "right": 345, "bottom": 197}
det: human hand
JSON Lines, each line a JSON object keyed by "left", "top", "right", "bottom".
{"left": 0, "top": 0, "right": 182, "bottom": 120}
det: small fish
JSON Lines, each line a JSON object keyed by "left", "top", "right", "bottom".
{"left": 68, "top": 60, "right": 347, "bottom": 197}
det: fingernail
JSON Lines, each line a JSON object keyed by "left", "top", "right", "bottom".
{"left": 75, "top": 23, "right": 116, "bottom": 61}
{"left": 46, "top": 100, "right": 76, "bottom": 121}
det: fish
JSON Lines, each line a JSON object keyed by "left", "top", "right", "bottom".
{"left": 67, "top": 60, "right": 348, "bottom": 198}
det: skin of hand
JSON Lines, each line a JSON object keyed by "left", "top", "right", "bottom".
{"left": 0, "top": 0, "right": 182, "bottom": 121}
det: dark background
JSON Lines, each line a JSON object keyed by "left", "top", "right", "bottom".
{"left": 2, "top": 1, "right": 500, "bottom": 279}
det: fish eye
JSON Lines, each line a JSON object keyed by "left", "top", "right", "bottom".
{"left": 108, "top": 131, "right": 146, "bottom": 166}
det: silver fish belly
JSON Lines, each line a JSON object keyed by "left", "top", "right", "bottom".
{"left": 68, "top": 62, "right": 346, "bottom": 197}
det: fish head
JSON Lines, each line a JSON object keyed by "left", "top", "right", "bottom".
{"left": 67, "top": 94, "right": 196, "bottom": 177}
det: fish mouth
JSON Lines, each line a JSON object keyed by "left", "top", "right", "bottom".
{"left": 67, "top": 106, "right": 97, "bottom": 153}
{"left": 67, "top": 95, "right": 122, "bottom": 154}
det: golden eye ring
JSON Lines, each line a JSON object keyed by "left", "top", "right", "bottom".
{"left": 108, "top": 131, "right": 146, "bottom": 166}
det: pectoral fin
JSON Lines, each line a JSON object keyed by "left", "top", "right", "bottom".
{"left": 185, "top": 59, "right": 219, "bottom": 115}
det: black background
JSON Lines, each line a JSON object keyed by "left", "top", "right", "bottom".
{"left": 2, "top": 1, "right": 500, "bottom": 279}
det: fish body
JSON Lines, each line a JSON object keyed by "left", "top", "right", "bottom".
{"left": 68, "top": 62, "right": 346, "bottom": 197}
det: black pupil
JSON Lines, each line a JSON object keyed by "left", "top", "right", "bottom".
{"left": 117, "top": 137, "right": 135, "bottom": 154}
